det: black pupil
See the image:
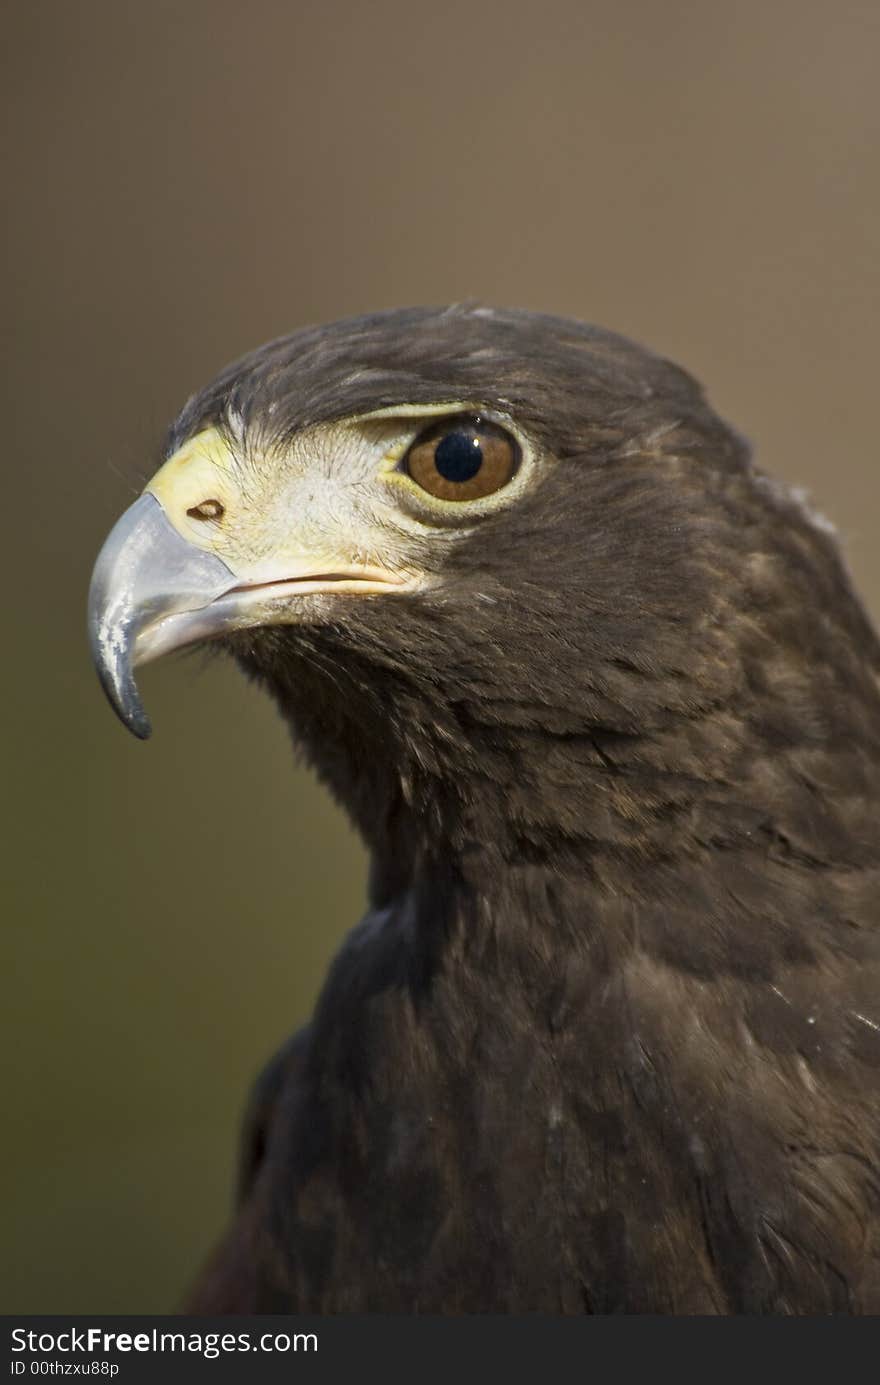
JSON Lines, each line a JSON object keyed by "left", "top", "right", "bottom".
{"left": 434, "top": 430, "right": 483, "bottom": 483}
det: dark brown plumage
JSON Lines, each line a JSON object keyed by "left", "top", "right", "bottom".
{"left": 96, "top": 307, "right": 880, "bottom": 1313}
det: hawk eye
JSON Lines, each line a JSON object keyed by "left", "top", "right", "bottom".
{"left": 402, "top": 416, "right": 520, "bottom": 501}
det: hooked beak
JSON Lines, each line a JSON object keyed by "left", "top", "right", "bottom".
{"left": 88, "top": 494, "right": 239, "bottom": 739}
{"left": 88, "top": 492, "right": 406, "bottom": 739}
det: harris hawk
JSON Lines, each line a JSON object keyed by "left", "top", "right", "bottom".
{"left": 89, "top": 306, "right": 880, "bottom": 1313}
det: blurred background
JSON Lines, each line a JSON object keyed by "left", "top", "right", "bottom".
{"left": 4, "top": 0, "right": 879, "bottom": 1311}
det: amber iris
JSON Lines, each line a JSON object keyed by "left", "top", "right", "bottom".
{"left": 402, "top": 416, "right": 520, "bottom": 501}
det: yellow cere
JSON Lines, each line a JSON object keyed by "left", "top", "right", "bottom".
{"left": 145, "top": 427, "right": 239, "bottom": 552}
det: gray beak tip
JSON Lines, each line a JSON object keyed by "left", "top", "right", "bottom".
{"left": 126, "top": 712, "right": 153, "bottom": 741}
{"left": 88, "top": 596, "right": 154, "bottom": 740}
{"left": 93, "top": 660, "right": 153, "bottom": 740}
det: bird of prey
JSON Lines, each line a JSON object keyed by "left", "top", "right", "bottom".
{"left": 89, "top": 305, "right": 880, "bottom": 1314}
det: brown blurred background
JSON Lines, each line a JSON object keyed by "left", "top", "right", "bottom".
{"left": 3, "top": 0, "right": 879, "bottom": 1311}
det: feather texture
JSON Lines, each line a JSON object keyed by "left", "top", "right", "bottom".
{"left": 181, "top": 307, "right": 880, "bottom": 1313}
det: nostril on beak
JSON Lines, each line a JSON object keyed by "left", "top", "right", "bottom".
{"left": 187, "top": 499, "right": 225, "bottom": 520}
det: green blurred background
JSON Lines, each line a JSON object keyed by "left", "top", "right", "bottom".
{"left": 4, "top": 0, "right": 879, "bottom": 1311}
